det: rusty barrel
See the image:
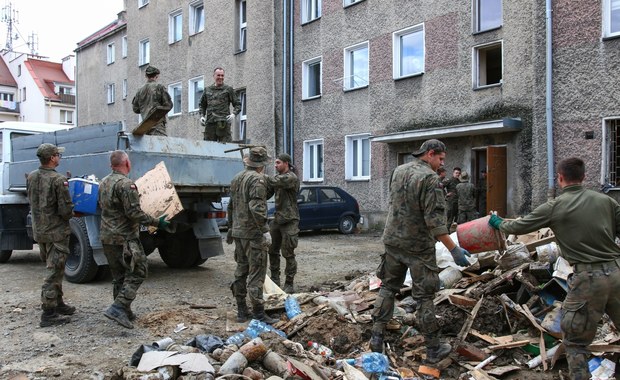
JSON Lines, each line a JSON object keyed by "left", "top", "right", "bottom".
{"left": 456, "top": 215, "right": 506, "bottom": 254}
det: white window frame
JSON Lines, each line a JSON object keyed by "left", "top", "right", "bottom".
{"left": 473, "top": 0, "right": 503, "bottom": 33}
{"left": 238, "top": 0, "right": 247, "bottom": 51}
{"left": 392, "top": 24, "right": 425, "bottom": 79}
{"left": 343, "top": 0, "right": 364, "bottom": 7}
{"left": 238, "top": 89, "right": 247, "bottom": 141}
{"left": 168, "top": 82, "right": 182, "bottom": 116}
{"left": 139, "top": 38, "right": 150, "bottom": 66}
{"left": 106, "top": 83, "right": 115, "bottom": 104}
{"left": 139, "top": 0, "right": 149, "bottom": 8}
{"left": 60, "top": 110, "right": 74, "bottom": 125}
{"left": 107, "top": 42, "right": 115, "bottom": 64}
{"left": 188, "top": 76, "right": 204, "bottom": 112}
{"left": 343, "top": 41, "right": 369, "bottom": 91}
{"left": 345, "top": 133, "right": 371, "bottom": 180}
{"left": 473, "top": 40, "right": 503, "bottom": 89}
{"left": 121, "top": 35, "right": 128, "bottom": 58}
{"left": 303, "top": 139, "right": 324, "bottom": 182}
{"left": 169, "top": 9, "right": 183, "bottom": 44}
{"left": 603, "top": 0, "right": 620, "bottom": 38}
{"left": 122, "top": 79, "right": 128, "bottom": 99}
{"left": 301, "top": 0, "right": 321, "bottom": 24}
{"left": 302, "top": 56, "right": 322, "bottom": 100}
{"left": 189, "top": 1, "right": 205, "bottom": 35}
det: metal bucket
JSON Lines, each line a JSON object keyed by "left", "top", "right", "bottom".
{"left": 456, "top": 215, "right": 506, "bottom": 254}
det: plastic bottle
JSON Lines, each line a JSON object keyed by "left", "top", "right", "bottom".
{"left": 285, "top": 296, "right": 302, "bottom": 319}
{"left": 307, "top": 340, "right": 333, "bottom": 358}
{"left": 337, "top": 352, "right": 389, "bottom": 373}
{"left": 246, "top": 319, "right": 287, "bottom": 338}
{"left": 225, "top": 331, "right": 248, "bottom": 346}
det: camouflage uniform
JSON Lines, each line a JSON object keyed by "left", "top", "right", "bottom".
{"left": 498, "top": 184, "right": 620, "bottom": 380}
{"left": 98, "top": 170, "right": 159, "bottom": 317}
{"left": 266, "top": 170, "right": 300, "bottom": 288}
{"left": 444, "top": 176, "right": 459, "bottom": 228}
{"left": 132, "top": 67, "right": 173, "bottom": 136}
{"left": 372, "top": 156, "right": 449, "bottom": 350}
{"left": 456, "top": 173, "right": 477, "bottom": 223}
{"left": 199, "top": 84, "right": 241, "bottom": 142}
{"left": 477, "top": 174, "right": 487, "bottom": 215}
{"left": 27, "top": 165, "right": 73, "bottom": 313}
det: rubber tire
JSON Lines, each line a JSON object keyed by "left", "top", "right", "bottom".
{"left": 0, "top": 250, "right": 12, "bottom": 263}
{"left": 65, "top": 218, "right": 99, "bottom": 283}
{"left": 158, "top": 230, "right": 202, "bottom": 268}
{"left": 338, "top": 215, "right": 356, "bottom": 234}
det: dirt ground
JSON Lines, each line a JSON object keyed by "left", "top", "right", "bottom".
{"left": 0, "top": 229, "right": 583, "bottom": 379}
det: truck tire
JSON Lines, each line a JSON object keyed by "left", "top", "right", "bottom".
{"left": 158, "top": 230, "right": 204, "bottom": 268}
{"left": 66, "top": 218, "right": 99, "bottom": 283}
{"left": 0, "top": 250, "right": 12, "bottom": 263}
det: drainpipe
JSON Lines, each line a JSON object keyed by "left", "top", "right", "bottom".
{"left": 282, "top": 0, "right": 287, "bottom": 155}
{"left": 289, "top": 0, "right": 295, "bottom": 161}
{"left": 545, "top": 0, "right": 555, "bottom": 200}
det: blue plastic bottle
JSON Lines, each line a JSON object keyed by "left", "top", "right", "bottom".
{"left": 225, "top": 331, "right": 248, "bottom": 346}
{"left": 246, "top": 319, "right": 287, "bottom": 338}
{"left": 285, "top": 296, "right": 302, "bottom": 319}
{"left": 339, "top": 352, "right": 389, "bottom": 373}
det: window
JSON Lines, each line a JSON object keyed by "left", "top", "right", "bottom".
{"left": 122, "top": 35, "right": 128, "bottom": 58}
{"left": 139, "top": 39, "right": 150, "bottom": 66}
{"left": 473, "top": 41, "right": 502, "bottom": 88}
{"left": 604, "top": 0, "right": 620, "bottom": 37}
{"left": 58, "top": 86, "right": 74, "bottom": 95}
{"left": 168, "top": 83, "right": 182, "bottom": 115}
{"left": 188, "top": 76, "right": 204, "bottom": 112}
{"left": 189, "top": 1, "right": 205, "bottom": 35}
{"left": 238, "top": 89, "right": 247, "bottom": 141}
{"left": 139, "top": 0, "right": 149, "bottom": 8}
{"left": 0, "top": 93, "right": 14, "bottom": 101}
{"left": 17, "top": 64, "right": 21, "bottom": 76}
{"left": 107, "top": 42, "right": 115, "bottom": 64}
{"left": 107, "top": 83, "right": 115, "bottom": 104}
{"left": 302, "top": 57, "right": 322, "bottom": 99}
{"left": 345, "top": 134, "right": 371, "bottom": 180}
{"left": 60, "top": 110, "right": 74, "bottom": 125}
{"left": 474, "top": 0, "right": 502, "bottom": 33}
{"left": 343, "top": 0, "right": 364, "bottom": 7}
{"left": 21, "top": 87, "right": 26, "bottom": 101}
{"left": 303, "top": 139, "right": 324, "bottom": 181}
{"left": 122, "top": 79, "right": 128, "bottom": 99}
{"left": 605, "top": 118, "right": 620, "bottom": 186}
{"left": 238, "top": 0, "right": 247, "bottom": 51}
{"left": 343, "top": 42, "right": 369, "bottom": 91}
{"left": 169, "top": 10, "right": 183, "bottom": 43}
{"left": 301, "top": 0, "right": 321, "bottom": 24}
{"left": 393, "top": 24, "right": 425, "bottom": 79}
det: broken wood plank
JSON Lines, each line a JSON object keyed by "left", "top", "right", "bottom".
{"left": 469, "top": 368, "right": 499, "bottom": 380}
{"left": 470, "top": 329, "right": 499, "bottom": 345}
{"left": 524, "top": 235, "right": 556, "bottom": 252}
{"left": 486, "top": 365, "right": 521, "bottom": 376}
{"left": 587, "top": 344, "right": 620, "bottom": 353}
{"left": 449, "top": 294, "right": 478, "bottom": 307}
{"left": 456, "top": 296, "right": 485, "bottom": 343}
{"left": 487, "top": 340, "right": 529, "bottom": 350}
{"left": 470, "top": 263, "right": 529, "bottom": 297}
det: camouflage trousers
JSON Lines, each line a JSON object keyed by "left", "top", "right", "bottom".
{"left": 457, "top": 209, "right": 478, "bottom": 224}
{"left": 40, "top": 238, "right": 70, "bottom": 311}
{"left": 146, "top": 120, "right": 167, "bottom": 136}
{"left": 230, "top": 237, "right": 268, "bottom": 307}
{"left": 204, "top": 121, "right": 232, "bottom": 143}
{"left": 446, "top": 199, "right": 458, "bottom": 228}
{"left": 372, "top": 244, "right": 442, "bottom": 346}
{"left": 561, "top": 259, "right": 620, "bottom": 380}
{"left": 103, "top": 240, "right": 148, "bottom": 310}
{"left": 268, "top": 220, "right": 299, "bottom": 281}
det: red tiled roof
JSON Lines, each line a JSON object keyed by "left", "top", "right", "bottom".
{"left": 24, "top": 59, "right": 73, "bottom": 101}
{"left": 0, "top": 57, "right": 16, "bottom": 87}
{"left": 76, "top": 19, "right": 127, "bottom": 50}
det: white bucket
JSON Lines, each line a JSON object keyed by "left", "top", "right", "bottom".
{"left": 439, "top": 266, "right": 463, "bottom": 289}
{"left": 536, "top": 242, "right": 560, "bottom": 264}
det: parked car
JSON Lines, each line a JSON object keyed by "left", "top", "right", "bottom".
{"left": 268, "top": 186, "right": 362, "bottom": 234}
{"left": 213, "top": 196, "right": 230, "bottom": 228}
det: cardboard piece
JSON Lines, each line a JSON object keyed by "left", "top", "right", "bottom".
{"left": 137, "top": 351, "right": 214, "bottom": 373}
{"left": 132, "top": 105, "right": 172, "bottom": 135}
{"left": 135, "top": 161, "right": 183, "bottom": 223}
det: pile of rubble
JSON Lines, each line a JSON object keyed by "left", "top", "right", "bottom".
{"left": 115, "top": 229, "right": 619, "bottom": 380}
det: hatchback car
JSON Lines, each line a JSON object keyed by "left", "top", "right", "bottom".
{"left": 268, "top": 186, "right": 362, "bottom": 234}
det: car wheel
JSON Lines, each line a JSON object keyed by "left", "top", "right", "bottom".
{"left": 338, "top": 215, "right": 355, "bottom": 234}
{"left": 0, "top": 250, "right": 12, "bottom": 263}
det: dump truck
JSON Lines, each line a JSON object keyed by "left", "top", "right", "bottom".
{"left": 0, "top": 121, "right": 244, "bottom": 283}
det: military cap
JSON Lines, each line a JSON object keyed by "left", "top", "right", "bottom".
{"left": 412, "top": 139, "right": 446, "bottom": 157}
{"left": 277, "top": 153, "right": 292, "bottom": 164}
{"left": 460, "top": 171, "right": 470, "bottom": 182}
{"left": 145, "top": 65, "right": 160, "bottom": 76}
{"left": 36, "top": 143, "right": 65, "bottom": 159}
{"left": 246, "top": 147, "right": 271, "bottom": 168}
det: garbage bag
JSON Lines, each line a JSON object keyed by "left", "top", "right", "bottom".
{"left": 187, "top": 334, "right": 224, "bottom": 353}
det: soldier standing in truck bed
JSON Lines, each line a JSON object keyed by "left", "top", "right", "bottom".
{"left": 199, "top": 67, "right": 241, "bottom": 143}
{"left": 132, "top": 65, "right": 173, "bottom": 136}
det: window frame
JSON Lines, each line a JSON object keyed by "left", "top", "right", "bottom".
{"left": 473, "top": 40, "right": 503, "bottom": 89}
{"left": 603, "top": 117, "right": 620, "bottom": 188}
{"left": 473, "top": 0, "right": 503, "bottom": 33}
{"left": 345, "top": 133, "right": 371, "bottom": 181}
{"left": 301, "top": 0, "right": 321, "bottom": 24}
{"left": 169, "top": 9, "right": 183, "bottom": 44}
{"left": 303, "top": 139, "right": 324, "bottom": 182}
{"left": 60, "top": 110, "right": 74, "bottom": 125}
{"left": 392, "top": 23, "right": 425, "bottom": 80}
{"left": 106, "top": 83, "right": 115, "bottom": 104}
{"left": 168, "top": 82, "right": 182, "bottom": 116}
{"left": 188, "top": 76, "right": 204, "bottom": 112}
{"left": 238, "top": 89, "right": 247, "bottom": 141}
{"left": 603, "top": 0, "right": 620, "bottom": 38}
{"left": 138, "top": 0, "right": 149, "bottom": 8}
{"left": 343, "top": 41, "right": 369, "bottom": 91}
{"left": 302, "top": 56, "right": 322, "bottom": 100}
{"left": 121, "top": 35, "right": 128, "bottom": 58}
{"left": 106, "top": 42, "right": 115, "bottom": 64}
{"left": 122, "top": 79, "right": 128, "bottom": 99}
{"left": 139, "top": 38, "right": 150, "bottom": 66}
{"left": 189, "top": 1, "right": 205, "bottom": 35}
{"left": 238, "top": 0, "right": 247, "bottom": 51}
{"left": 343, "top": 0, "right": 364, "bottom": 8}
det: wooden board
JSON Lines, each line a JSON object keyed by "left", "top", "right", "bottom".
{"left": 134, "top": 161, "right": 183, "bottom": 220}
{"left": 131, "top": 105, "right": 171, "bottom": 135}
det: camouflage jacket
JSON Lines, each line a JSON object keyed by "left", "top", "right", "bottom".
{"left": 266, "top": 171, "right": 300, "bottom": 225}
{"left": 456, "top": 182, "right": 476, "bottom": 211}
{"left": 444, "top": 177, "right": 460, "bottom": 202}
{"left": 27, "top": 167, "right": 73, "bottom": 243}
{"left": 228, "top": 168, "right": 269, "bottom": 239}
{"left": 382, "top": 157, "right": 449, "bottom": 252}
{"left": 132, "top": 80, "right": 173, "bottom": 122}
{"left": 199, "top": 84, "right": 241, "bottom": 123}
{"left": 98, "top": 171, "right": 158, "bottom": 245}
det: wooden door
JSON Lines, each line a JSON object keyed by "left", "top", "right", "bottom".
{"left": 487, "top": 146, "right": 507, "bottom": 216}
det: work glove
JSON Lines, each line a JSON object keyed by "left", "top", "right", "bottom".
{"left": 226, "top": 114, "right": 235, "bottom": 123}
{"left": 158, "top": 214, "right": 170, "bottom": 230}
{"left": 200, "top": 116, "right": 206, "bottom": 126}
{"left": 450, "top": 246, "right": 471, "bottom": 267}
{"left": 226, "top": 229, "right": 233, "bottom": 245}
{"left": 488, "top": 214, "right": 504, "bottom": 230}
{"left": 262, "top": 232, "right": 272, "bottom": 247}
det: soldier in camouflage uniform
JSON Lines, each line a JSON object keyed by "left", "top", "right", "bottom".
{"left": 489, "top": 157, "right": 620, "bottom": 380}
{"left": 99, "top": 151, "right": 169, "bottom": 329}
{"left": 369, "top": 139, "right": 471, "bottom": 363}
{"left": 228, "top": 147, "right": 278, "bottom": 324}
{"left": 444, "top": 167, "right": 461, "bottom": 229}
{"left": 132, "top": 65, "right": 173, "bottom": 136}
{"left": 27, "top": 143, "right": 76, "bottom": 327}
{"left": 199, "top": 67, "right": 241, "bottom": 143}
{"left": 455, "top": 171, "right": 477, "bottom": 223}
{"left": 266, "top": 153, "right": 300, "bottom": 293}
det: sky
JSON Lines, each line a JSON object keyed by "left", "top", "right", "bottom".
{"left": 2, "top": 0, "right": 124, "bottom": 62}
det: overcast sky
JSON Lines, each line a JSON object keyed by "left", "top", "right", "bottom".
{"left": 2, "top": 0, "right": 124, "bottom": 62}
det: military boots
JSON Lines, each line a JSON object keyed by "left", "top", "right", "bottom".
{"left": 104, "top": 304, "right": 134, "bottom": 329}
{"left": 56, "top": 300, "right": 76, "bottom": 315}
{"left": 40, "top": 309, "right": 70, "bottom": 328}
{"left": 253, "top": 304, "right": 279, "bottom": 324}
{"left": 236, "top": 297, "right": 251, "bottom": 323}
{"left": 426, "top": 343, "right": 452, "bottom": 364}
{"left": 369, "top": 324, "right": 385, "bottom": 353}
{"left": 283, "top": 277, "right": 294, "bottom": 294}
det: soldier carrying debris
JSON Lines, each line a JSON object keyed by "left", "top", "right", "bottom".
{"left": 132, "top": 65, "right": 173, "bottom": 136}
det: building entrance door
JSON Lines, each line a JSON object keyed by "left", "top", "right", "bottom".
{"left": 474, "top": 146, "right": 507, "bottom": 216}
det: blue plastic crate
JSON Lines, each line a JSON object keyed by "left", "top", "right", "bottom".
{"left": 68, "top": 178, "right": 99, "bottom": 214}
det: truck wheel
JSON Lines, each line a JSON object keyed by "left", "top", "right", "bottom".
{"left": 66, "top": 218, "right": 99, "bottom": 283}
{"left": 158, "top": 230, "right": 202, "bottom": 268}
{"left": 0, "top": 250, "right": 12, "bottom": 263}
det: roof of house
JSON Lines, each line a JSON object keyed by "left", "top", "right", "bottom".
{"left": 0, "top": 58, "right": 17, "bottom": 87}
{"left": 76, "top": 18, "right": 127, "bottom": 51}
{"left": 24, "top": 59, "right": 73, "bottom": 101}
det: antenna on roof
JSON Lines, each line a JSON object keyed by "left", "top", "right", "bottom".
{"left": 1, "top": 0, "right": 19, "bottom": 51}
{"left": 27, "top": 32, "right": 37, "bottom": 55}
